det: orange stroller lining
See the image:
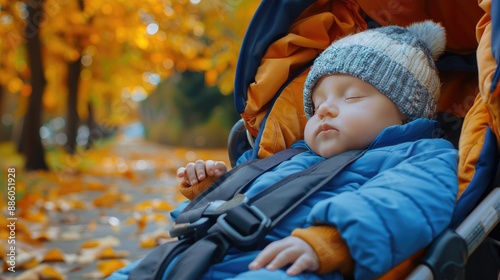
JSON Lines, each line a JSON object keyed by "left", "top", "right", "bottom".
{"left": 476, "top": 0, "right": 500, "bottom": 142}
{"left": 239, "top": 0, "right": 496, "bottom": 278}
{"left": 243, "top": 0, "right": 484, "bottom": 160}
{"left": 459, "top": 0, "right": 500, "bottom": 199}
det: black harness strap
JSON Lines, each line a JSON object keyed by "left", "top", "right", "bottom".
{"left": 173, "top": 148, "right": 305, "bottom": 226}
{"left": 165, "top": 149, "right": 365, "bottom": 280}
{"left": 178, "top": 147, "right": 306, "bottom": 218}
{"left": 163, "top": 232, "right": 231, "bottom": 280}
{"left": 129, "top": 148, "right": 304, "bottom": 280}
{"left": 251, "top": 150, "right": 363, "bottom": 226}
{"left": 128, "top": 238, "right": 191, "bottom": 280}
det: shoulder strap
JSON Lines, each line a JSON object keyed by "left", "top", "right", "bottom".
{"left": 165, "top": 149, "right": 366, "bottom": 280}
{"left": 251, "top": 149, "right": 364, "bottom": 226}
{"left": 207, "top": 149, "right": 365, "bottom": 239}
{"left": 129, "top": 148, "right": 304, "bottom": 280}
{"left": 176, "top": 147, "right": 305, "bottom": 223}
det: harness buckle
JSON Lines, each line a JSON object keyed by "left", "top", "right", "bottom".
{"left": 169, "top": 217, "right": 210, "bottom": 240}
{"left": 204, "top": 194, "right": 248, "bottom": 215}
{"left": 214, "top": 203, "right": 271, "bottom": 246}
{"left": 170, "top": 194, "right": 270, "bottom": 245}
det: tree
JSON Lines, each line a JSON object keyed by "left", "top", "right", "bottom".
{"left": 0, "top": 85, "right": 4, "bottom": 118}
{"left": 1, "top": 0, "right": 259, "bottom": 170}
{"left": 38, "top": 0, "right": 259, "bottom": 126}
{"left": 24, "top": 0, "right": 48, "bottom": 171}
{"left": 65, "top": 0, "right": 84, "bottom": 154}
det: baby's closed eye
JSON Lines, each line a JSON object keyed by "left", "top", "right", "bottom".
{"left": 344, "top": 94, "right": 364, "bottom": 101}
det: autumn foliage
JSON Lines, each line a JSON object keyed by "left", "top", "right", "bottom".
{"left": 0, "top": 0, "right": 259, "bottom": 277}
{"left": 0, "top": 0, "right": 258, "bottom": 124}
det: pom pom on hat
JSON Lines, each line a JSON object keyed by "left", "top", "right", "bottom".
{"left": 303, "top": 20, "right": 446, "bottom": 121}
{"left": 406, "top": 20, "right": 446, "bottom": 61}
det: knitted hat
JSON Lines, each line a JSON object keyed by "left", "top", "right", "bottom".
{"left": 303, "top": 20, "right": 446, "bottom": 121}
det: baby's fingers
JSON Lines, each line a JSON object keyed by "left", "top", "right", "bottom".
{"left": 204, "top": 160, "right": 216, "bottom": 176}
{"left": 285, "top": 255, "right": 319, "bottom": 276}
{"left": 185, "top": 161, "right": 207, "bottom": 185}
{"left": 184, "top": 162, "right": 198, "bottom": 185}
{"left": 205, "top": 160, "right": 227, "bottom": 177}
{"left": 213, "top": 161, "right": 227, "bottom": 177}
{"left": 249, "top": 241, "right": 284, "bottom": 270}
{"left": 194, "top": 160, "right": 207, "bottom": 181}
{"left": 263, "top": 249, "right": 299, "bottom": 271}
{"left": 176, "top": 167, "right": 186, "bottom": 179}
{"left": 176, "top": 167, "right": 192, "bottom": 185}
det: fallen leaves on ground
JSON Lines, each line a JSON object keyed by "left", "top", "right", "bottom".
{"left": 0, "top": 136, "right": 230, "bottom": 279}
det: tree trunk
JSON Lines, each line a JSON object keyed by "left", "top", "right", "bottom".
{"left": 65, "top": 59, "right": 81, "bottom": 154}
{"left": 0, "top": 85, "right": 4, "bottom": 116}
{"left": 85, "top": 102, "right": 96, "bottom": 150}
{"left": 65, "top": 0, "right": 84, "bottom": 154}
{"left": 16, "top": 116, "right": 26, "bottom": 154}
{"left": 0, "top": 86, "right": 6, "bottom": 142}
{"left": 24, "top": 0, "right": 48, "bottom": 171}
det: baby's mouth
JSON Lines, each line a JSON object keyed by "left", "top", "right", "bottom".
{"left": 319, "top": 123, "right": 338, "bottom": 133}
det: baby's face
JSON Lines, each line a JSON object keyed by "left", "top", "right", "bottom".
{"left": 304, "top": 74, "right": 405, "bottom": 158}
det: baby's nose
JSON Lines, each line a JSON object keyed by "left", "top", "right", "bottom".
{"left": 317, "top": 102, "right": 338, "bottom": 118}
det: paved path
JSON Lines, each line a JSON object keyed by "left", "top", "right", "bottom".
{"left": 0, "top": 135, "right": 230, "bottom": 279}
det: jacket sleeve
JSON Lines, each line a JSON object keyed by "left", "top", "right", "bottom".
{"left": 177, "top": 177, "right": 218, "bottom": 201}
{"left": 169, "top": 177, "right": 218, "bottom": 222}
{"left": 307, "top": 140, "right": 458, "bottom": 279}
{"left": 292, "top": 226, "right": 354, "bottom": 275}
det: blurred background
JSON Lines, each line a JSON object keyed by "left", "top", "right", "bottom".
{"left": 0, "top": 0, "right": 258, "bottom": 171}
{"left": 0, "top": 2, "right": 259, "bottom": 278}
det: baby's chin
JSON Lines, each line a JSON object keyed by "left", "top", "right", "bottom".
{"left": 305, "top": 140, "right": 337, "bottom": 158}
{"left": 311, "top": 146, "right": 346, "bottom": 158}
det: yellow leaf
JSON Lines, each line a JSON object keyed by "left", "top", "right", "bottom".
{"left": 134, "top": 35, "right": 149, "bottom": 50}
{"left": 21, "top": 209, "right": 48, "bottom": 223}
{"left": 43, "top": 248, "right": 66, "bottom": 262}
{"left": 134, "top": 200, "right": 174, "bottom": 212}
{"left": 97, "top": 259, "right": 128, "bottom": 277}
{"left": 88, "top": 219, "right": 97, "bottom": 232}
{"left": 98, "top": 247, "right": 129, "bottom": 259}
{"left": 219, "top": 71, "right": 235, "bottom": 95}
{"left": 81, "top": 240, "right": 100, "bottom": 249}
{"left": 93, "top": 192, "right": 119, "bottom": 207}
{"left": 7, "top": 77, "right": 23, "bottom": 93}
{"left": 151, "top": 213, "right": 170, "bottom": 223}
{"left": 98, "top": 247, "right": 115, "bottom": 259}
{"left": 191, "top": 58, "right": 212, "bottom": 71}
{"left": 21, "top": 256, "right": 40, "bottom": 269}
{"left": 139, "top": 236, "right": 157, "bottom": 248}
{"left": 136, "top": 214, "right": 147, "bottom": 233}
{"left": 205, "top": 69, "right": 218, "bottom": 87}
{"left": 18, "top": 193, "right": 43, "bottom": 209}
{"left": 40, "top": 265, "right": 65, "bottom": 280}
{"left": 69, "top": 199, "right": 87, "bottom": 210}
{"left": 87, "top": 181, "right": 108, "bottom": 191}
{"left": 31, "top": 230, "right": 57, "bottom": 242}
{"left": 58, "top": 180, "right": 85, "bottom": 195}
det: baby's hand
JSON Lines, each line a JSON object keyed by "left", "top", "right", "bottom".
{"left": 249, "top": 236, "right": 319, "bottom": 276}
{"left": 176, "top": 160, "right": 227, "bottom": 186}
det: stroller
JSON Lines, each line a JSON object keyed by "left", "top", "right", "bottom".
{"left": 227, "top": 0, "right": 500, "bottom": 279}
{"left": 112, "top": 1, "right": 499, "bottom": 279}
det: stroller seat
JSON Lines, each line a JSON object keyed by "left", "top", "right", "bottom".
{"left": 228, "top": 0, "right": 500, "bottom": 278}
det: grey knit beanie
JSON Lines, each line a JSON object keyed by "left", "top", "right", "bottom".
{"left": 303, "top": 20, "right": 446, "bottom": 121}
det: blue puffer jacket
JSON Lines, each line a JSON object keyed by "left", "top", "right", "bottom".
{"left": 108, "top": 118, "right": 458, "bottom": 280}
